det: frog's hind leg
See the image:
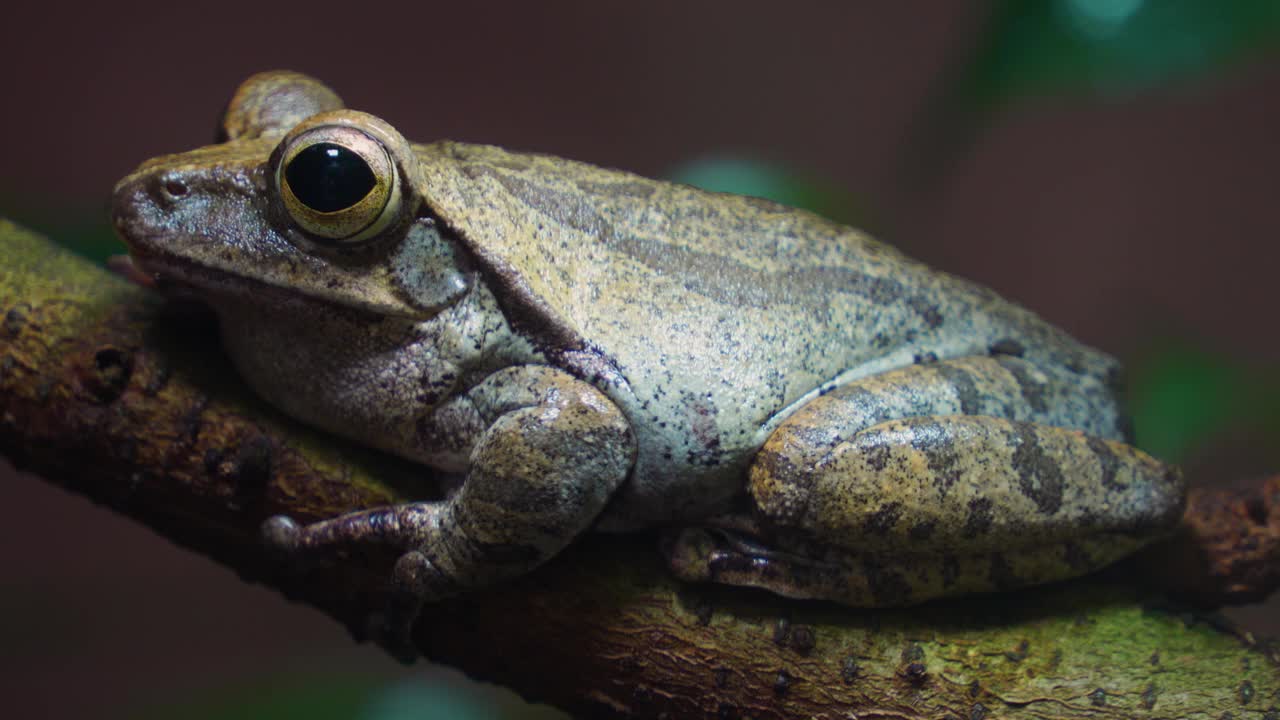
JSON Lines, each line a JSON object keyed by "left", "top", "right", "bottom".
{"left": 664, "top": 524, "right": 1145, "bottom": 607}
{"left": 665, "top": 356, "right": 1185, "bottom": 607}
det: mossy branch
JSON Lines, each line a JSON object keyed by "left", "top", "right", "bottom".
{"left": 1, "top": 219, "right": 1278, "bottom": 719}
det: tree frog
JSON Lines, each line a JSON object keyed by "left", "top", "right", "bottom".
{"left": 112, "top": 71, "right": 1184, "bottom": 656}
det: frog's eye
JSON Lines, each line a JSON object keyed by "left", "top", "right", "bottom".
{"left": 277, "top": 126, "right": 401, "bottom": 242}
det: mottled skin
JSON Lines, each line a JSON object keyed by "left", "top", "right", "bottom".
{"left": 112, "top": 72, "right": 1184, "bottom": 656}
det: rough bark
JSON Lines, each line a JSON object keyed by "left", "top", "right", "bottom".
{"left": 1, "top": 218, "right": 1278, "bottom": 719}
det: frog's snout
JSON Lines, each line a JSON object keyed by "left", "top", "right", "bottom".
{"left": 112, "top": 166, "right": 196, "bottom": 232}
{"left": 110, "top": 175, "right": 169, "bottom": 280}
{"left": 111, "top": 172, "right": 177, "bottom": 263}
{"left": 111, "top": 160, "right": 250, "bottom": 262}
{"left": 110, "top": 168, "right": 215, "bottom": 285}
{"left": 110, "top": 172, "right": 156, "bottom": 251}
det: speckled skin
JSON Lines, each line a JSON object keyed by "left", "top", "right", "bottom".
{"left": 112, "top": 72, "right": 1184, "bottom": 654}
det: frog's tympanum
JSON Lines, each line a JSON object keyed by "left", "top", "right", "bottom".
{"left": 113, "top": 71, "right": 1184, "bottom": 656}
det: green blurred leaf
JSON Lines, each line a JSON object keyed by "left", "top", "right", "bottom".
{"left": 360, "top": 678, "right": 566, "bottom": 720}
{"left": 127, "top": 673, "right": 566, "bottom": 720}
{"left": 1127, "top": 340, "right": 1280, "bottom": 463}
{"left": 967, "top": 0, "right": 1280, "bottom": 110}
{"left": 668, "top": 157, "right": 869, "bottom": 228}
{"left": 360, "top": 680, "right": 487, "bottom": 720}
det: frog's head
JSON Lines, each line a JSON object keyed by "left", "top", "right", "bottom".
{"left": 112, "top": 71, "right": 470, "bottom": 319}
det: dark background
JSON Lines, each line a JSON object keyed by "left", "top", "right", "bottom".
{"left": 2, "top": 2, "right": 1277, "bottom": 717}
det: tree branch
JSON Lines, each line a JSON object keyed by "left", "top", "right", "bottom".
{"left": 2, "top": 218, "right": 1277, "bottom": 719}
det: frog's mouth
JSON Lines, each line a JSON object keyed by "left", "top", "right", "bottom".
{"left": 116, "top": 230, "right": 428, "bottom": 321}
{"left": 112, "top": 241, "right": 270, "bottom": 302}
{"left": 109, "top": 207, "right": 259, "bottom": 299}
{"left": 107, "top": 253, "right": 164, "bottom": 290}
{"left": 111, "top": 225, "right": 227, "bottom": 298}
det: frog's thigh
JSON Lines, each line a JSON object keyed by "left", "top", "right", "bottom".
{"left": 753, "top": 412, "right": 1181, "bottom": 553}
{"left": 676, "top": 417, "right": 1183, "bottom": 607}
{"left": 716, "top": 358, "right": 1187, "bottom": 605}
{"left": 750, "top": 355, "right": 1176, "bottom": 545}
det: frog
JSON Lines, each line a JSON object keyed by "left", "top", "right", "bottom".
{"left": 112, "top": 71, "right": 1185, "bottom": 658}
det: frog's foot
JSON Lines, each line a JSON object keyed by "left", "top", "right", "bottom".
{"left": 662, "top": 526, "right": 826, "bottom": 598}
{"left": 261, "top": 507, "right": 458, "bottom": 661}
{"left": 663, "top": 525, "right": 1156, "bottom": 607}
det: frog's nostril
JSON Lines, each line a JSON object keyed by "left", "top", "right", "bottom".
{"left": 161, "top": 179, "right": 189, "bottom": 199}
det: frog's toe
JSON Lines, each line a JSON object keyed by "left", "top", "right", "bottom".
{"left": 261, "top": 515, "right": 302, "bottom": 553}
{"left": 330, "top": 551, "right": 445, "bottom": 664}
{"left": 363, "top": 551, "right": 452, "bottom": 664}
{"left": 661, "top": 527, "right": 716, "bottom": 583}
{"left": 392, "top": 550, "right": 449, "bottom": 597}
{"left": 663, "top": 526, "right": 821, "bottom": 599}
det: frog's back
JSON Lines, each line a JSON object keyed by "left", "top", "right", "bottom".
{"left": 415, "top": 141, "right": 1121, "bottom": 527}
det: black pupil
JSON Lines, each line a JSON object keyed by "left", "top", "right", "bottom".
{"left": 285, "top": 142, "right": 377, "bottom": 213}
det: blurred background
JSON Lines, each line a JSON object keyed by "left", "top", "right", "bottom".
{"left": 2, "top": 1, "right": 1278, "bottom": 717}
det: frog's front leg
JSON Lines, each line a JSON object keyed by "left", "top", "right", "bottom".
{"left": 263, "top": 365, "right": 636, "bottom": 658}
{"left": 667, "top": 356, "right": 1185, "bottom": 606}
